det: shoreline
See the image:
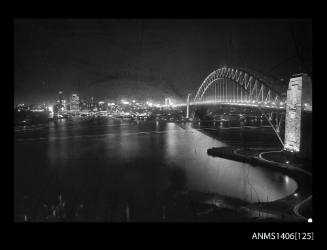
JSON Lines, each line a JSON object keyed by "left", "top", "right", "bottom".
{"left": 207, "top": 146, "right": 312, "bottom": 221}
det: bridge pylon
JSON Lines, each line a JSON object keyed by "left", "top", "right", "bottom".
{"left": 284, "top": 73, "right": 312, "bottom": 158}
{"left": 186, "top": 93, "right": 191, "bottom": 119}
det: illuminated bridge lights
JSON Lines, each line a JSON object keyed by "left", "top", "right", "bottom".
{"left": 193, "top": 66, "right": 287, "bottom": 111}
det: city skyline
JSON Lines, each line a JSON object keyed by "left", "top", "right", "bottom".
{"left": 14, "top": 89, "right": 179, "bottom": 107}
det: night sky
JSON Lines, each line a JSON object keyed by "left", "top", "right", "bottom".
{"left": 14, "top": 19, "right": 312, "bottom": 105}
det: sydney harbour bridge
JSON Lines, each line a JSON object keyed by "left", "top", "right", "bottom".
{"left": 175, "top": 66, "right": 312, "bottom": 156}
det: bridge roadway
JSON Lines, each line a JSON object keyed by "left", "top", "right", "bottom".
{"left": 173, "top": 101, "right": 311, "bottom": 112}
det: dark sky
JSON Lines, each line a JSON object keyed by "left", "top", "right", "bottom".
{"left": 14, "top": 19, "right": 312, "bottom": 105}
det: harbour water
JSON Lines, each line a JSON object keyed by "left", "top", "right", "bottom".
{"left": 14, "top": 118, "right": 297, "bottom": 221}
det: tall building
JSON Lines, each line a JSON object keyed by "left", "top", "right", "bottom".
{"left": 58, "top": 91, "right": 63, "bottom": 105}
{"left": 165, "top": 98, "right": 172, "bottom": 106}
{"left": 98, "top": 101, "right": 106, "bottom": 111}
{"left": 80, "top": 98, "right": 88, "bottom": 111}
{"left": 90, "top": 97, "right": 96, "bottom": 111}
{"left": 70, "top": 94, "right": 80, "bottom": 113}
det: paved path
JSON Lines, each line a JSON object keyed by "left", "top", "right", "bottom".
{"left": 257, "top": 150, "right": 312, "bottom": 221}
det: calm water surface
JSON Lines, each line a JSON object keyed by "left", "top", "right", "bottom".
{"left": 14, "top": 118, "right": 297, "bottom": 221}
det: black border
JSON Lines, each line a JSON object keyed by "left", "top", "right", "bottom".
{"left": 8, "top": 4, "right": 322, "bottom": 244}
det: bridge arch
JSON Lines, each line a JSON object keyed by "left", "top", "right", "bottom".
{"left": 193, "top": 66, "right": 286, "bottom": 107}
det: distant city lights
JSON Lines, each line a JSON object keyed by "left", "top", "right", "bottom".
{"left": 121, "top": 101, "right": 130, "bottom": 105}
{"left": 146, "top": 101, "right": 153, "bottom": 107}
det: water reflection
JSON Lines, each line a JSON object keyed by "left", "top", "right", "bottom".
{"left": 48, "top": 119, "right": 68, "bottom": 170}
{"left": 164, "top": 123, "right": 297, "bottom": 203}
